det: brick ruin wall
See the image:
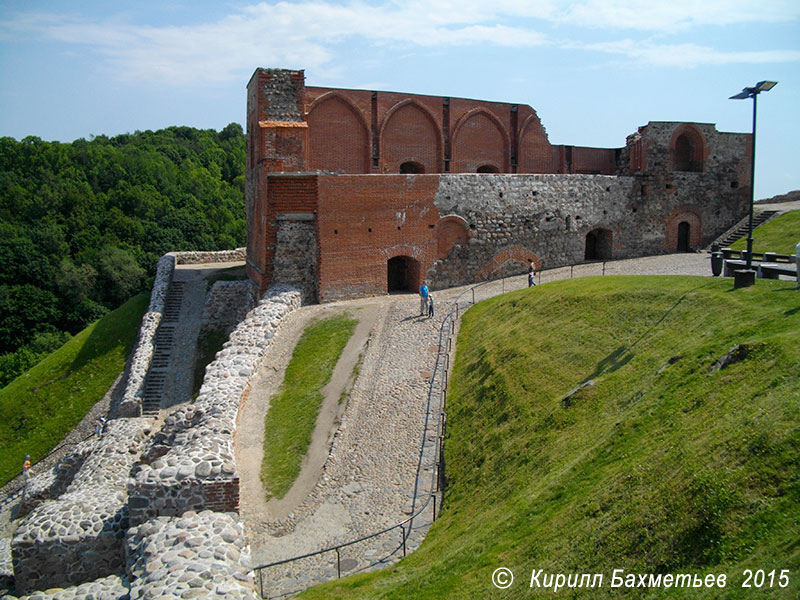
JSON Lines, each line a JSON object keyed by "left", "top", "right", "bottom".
{"left": 287, "top": 167, "right": 748, "bottom": 302}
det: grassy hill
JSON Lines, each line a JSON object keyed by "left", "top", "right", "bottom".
{"left": 731, "top": 209, "right": 800, "bottom": 255}
{"left": 0, "top": 293, "right": 148, "bottom": 486}
{"left": 300, "top": 276, "right": 800, "bottom": 599}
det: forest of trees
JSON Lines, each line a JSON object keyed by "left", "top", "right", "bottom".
{"left": 0, "top": 124, "right": 247, "bottom": 385}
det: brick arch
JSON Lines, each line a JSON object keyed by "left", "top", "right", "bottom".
{"left": 380, "top": 100, "right": 442, "bottom": 174}
{"left": 475, "top": 246, "right": 542, "bottom": 282}
{"left": 451, "top": 108, "right": 509, "bottom": 173}
{"left": 664, "top": 207, "right": 703, "bottom": 251}
{"left": 307, "top": 92, "right": 371, "bottom": 173}
{"left": 669, "top": 124, "right": 706, "bottom": 173}
{"left": 383, "top": 245, "right": 425, "bottom": 292}
{"left": 436, "top": 214, "right": 471, "bottom": 259}
{"left": 518, "top": 114, "right": 555, "bottom": 173}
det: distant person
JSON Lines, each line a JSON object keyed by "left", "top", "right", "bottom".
{"left": 419, "top": 281, "right": 429, "bottom": 315}
{"left": 428, "top": 294, "right": 434, "bottom": 317}
{"left": 23, "top": 454, "right": 31, "bottom": 483}
{"left": 528, "top": 260, "right": 537, "bottom": 287}
{"left": 95, "top": 417, "right": 106, "bottom": 436}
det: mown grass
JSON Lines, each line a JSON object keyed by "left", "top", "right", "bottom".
{"left": 300, "top": 276, "right": 800, "bottom": 599}
{"left": 261, "top": 314, "right": 357, "bottom": 500}
{"left": 731, "top": 209, "right": 800, "bottom": 255}
{"left": 0, "top": 293, "right": 148, "bottom": 486}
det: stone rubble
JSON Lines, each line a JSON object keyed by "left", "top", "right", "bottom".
{"left": 126, "top": 511, "right": 257, "bottom": 600}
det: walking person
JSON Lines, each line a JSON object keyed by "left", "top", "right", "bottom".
{"left": 528, "top": 260, "right": 537, "bottom": 287}
{"left": 419, "top": 281, "right": 429, "bottom": 315}
{"left": 428, "top": 294, "right": 434, "bottom": 318}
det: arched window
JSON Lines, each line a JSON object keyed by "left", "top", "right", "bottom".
{"left": 477, "top": 165, "right": 499, "bottom": 173}
{"left": 387, "top": 256, "right": 420, "bottom": 291}
{"left": 400, "top": 161, "right": 425, "bottom": 174}
{"left": 672, "top": 129, "right": 704, "bottom": 172}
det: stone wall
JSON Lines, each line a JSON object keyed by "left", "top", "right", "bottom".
{"left": 12, "top": 419, "right": 152, "bottom": 594}
{"left": 174, "top": 248, "right": 247, "bottom": 265}
{"left": 273, "top": 218, "right": 318, "bottom": 303}
{"left": 125, "top": 511, "right": 258, "bottom": 599}
{"left": 200, "top": 281, "right": 259, "bottom": 336}
{"left": 128, "top": 286, "right": 302, "bottom": 526}
{"left": 118, "top": 254, "right": 175, "bottom": 417}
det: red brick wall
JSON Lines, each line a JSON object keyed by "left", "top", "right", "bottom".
{"left": 315, "top": 175, "right": 442, "bottom": 301}
{"left": 451, "top": 109, "right": 509, "bottom": 172}
{"left": 518, "top": 113, "right": 556, "bottom": 173}
{"left": 307, "top": 93, "right": 371, "bottom": 173}
{"left": 381, "top": 101, "right": 442, "bottom": 173}
{"left": 572, "top": 147, "right": 617, "bottom": 175}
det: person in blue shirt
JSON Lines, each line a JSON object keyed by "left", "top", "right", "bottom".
{"left": 419, "top": 282, "right": 429, "bottom": 315}
{"left": 428, "top": 294, "right": 434, "bottom": 317}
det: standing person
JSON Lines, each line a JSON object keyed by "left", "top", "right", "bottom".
{"left": 528, "top": 260, "right": 537, "bottom": 287}
{"left": 23, "top": 454, "right": 31, "bottom": 483}
{"left": 428, "top": 294, "right": 434, "bottom": 318}
{"left": 419, "top": 281, "right": 429, "bottom": 315}
{"left": 95, "top": 417, "right": 106, "bottom": 436}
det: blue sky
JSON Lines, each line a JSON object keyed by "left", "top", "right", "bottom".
{"left": 1, "top": 0, "right": 798, "bottom": 199}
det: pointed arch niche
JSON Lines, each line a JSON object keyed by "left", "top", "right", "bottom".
{"left": 451, "top": 109, "right": 509, "bottom": 173}
{"left": 307, "top": 93, "right": 370, "bottom": 173}
{"left": 670, "top": 125, "right": 706, "bottom": 173}
{"left": 380, "top": 100, "right": 442, "bottom": 174}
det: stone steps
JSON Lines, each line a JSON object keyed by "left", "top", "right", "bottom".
{"left": 712, "top": 210, "right": 779, "bottom": 248}
{"left": 141, "top": 282, "right": 185, "bottom": 416}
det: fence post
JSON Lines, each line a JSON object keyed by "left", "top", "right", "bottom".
{"left": 259, "top": 568, "right": 264, "bottom": 599}
{"left": 402, "top": 525, "right": 407, "bottom": 557}
{"left": 603, "top": 261, "right": 606, "bottom": 276}
{"left": 472, "top": 288, "right": 475, "bottom": 304}
{"left": 433, "top": 493, "right": 437, "bottom": 520}
{"left": 336, "top": 548, "right": 341, "bottom": 578}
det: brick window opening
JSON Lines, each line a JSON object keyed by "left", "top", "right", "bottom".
{"left": 387, "top": 256, "right": 420, "bottom": 292}
{"left": 673, "top": 132, "right": 703, "bottom": 172}
{"left": 400, "top": 161, "right": 425, "bottom": 174}
{"left": 477, "top": 164, "right": 499, "bottom": 173}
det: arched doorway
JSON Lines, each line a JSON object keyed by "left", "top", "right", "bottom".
{"left": 387, "top": 256, "right": 420, "bottom": 292}
{"left": 400, "top": 161, "right": 425, "bottom": 174}
{"left": 585, "top": 228, "right": 613, "bottom": 260}
{"left": 677, "top": 221, "right": 691, "bottom": 252}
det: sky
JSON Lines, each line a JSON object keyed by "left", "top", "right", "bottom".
{"left": 1, "top": 0, "right": 798, "bottom": 200}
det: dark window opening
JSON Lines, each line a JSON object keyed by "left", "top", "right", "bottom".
{"left": 400, "top": 161, "right": 424, "bottom": 174}
{"left": 731, "top": 181, "right": 739, "bottom": 188}
{"left": 677, "top": 221, "right": 691, "bottom": 252}
{"left": 477, "top": 164, "right": 499, "bottom": 173}
{"left": 387, "top": 256, "right": 420, "bottom": 293}
{"left": 585, "top": 228, "right": 613, "bottom": 260}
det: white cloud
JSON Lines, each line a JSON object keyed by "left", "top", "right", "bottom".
{"left": 1, "top": 0, "right": 798, "bottom": 84}
{"left": 579, "top": 39, "right": 800, "bottom": 67}
{"left": 559, "top": 0, "right": 800, "bottom": 31}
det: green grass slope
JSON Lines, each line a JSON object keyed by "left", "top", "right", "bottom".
{"left": 261, "top": 314, "right": 357, "bottom": 499}
{"left": 301, "top": 276, "right": 800, "bottom": 599}
{"left": 0, "top": 293, "right": 148, "bottom": 486}
{"left": 731, "top": 210, "right": 800, "bottom": 255}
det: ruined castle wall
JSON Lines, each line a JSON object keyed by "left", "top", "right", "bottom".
{"left": 128, "top": 286, "right": 302, "bottom": 526}
{"left": 315, "top": 175, "right": 441, "bottom": 302}
{"left": 12, "top": 419, "right": 152, "bottom": 593}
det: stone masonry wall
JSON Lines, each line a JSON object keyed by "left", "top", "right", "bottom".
{"left": 430, "top": 174, "right": 637, "bottom": 287}
{"left": 125, "top": 511, "right": 258, "bottom": 599}
{"left": 128, "top": 286, "right": 302, "bottom": 526}
{"left": 118, "top": 255, "right": 174, "bottom": 417}
{"left": 12, "top": 419, "right": 152, "bottom": 594}
{"left": 273, "top": 219, "right": 318, "bottom": 303}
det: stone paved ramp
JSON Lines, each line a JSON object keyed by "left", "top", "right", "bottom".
{"left": 242, "top": 252, "right": 715, "bottom": 598}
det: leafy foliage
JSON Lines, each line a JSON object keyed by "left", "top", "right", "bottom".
{"left": 0, "top": 124, "right": 246, "bottom": 365}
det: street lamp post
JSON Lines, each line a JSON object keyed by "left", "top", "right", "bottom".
{"left": 729, "top": 81, "right": 777, "bottom": 283}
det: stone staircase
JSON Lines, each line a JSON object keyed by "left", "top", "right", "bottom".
{"left": 141, "top": 281, "right": 185, "bottom": 416}
{"left": 711, "top": 210, "right": 779, "bottom": 248}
